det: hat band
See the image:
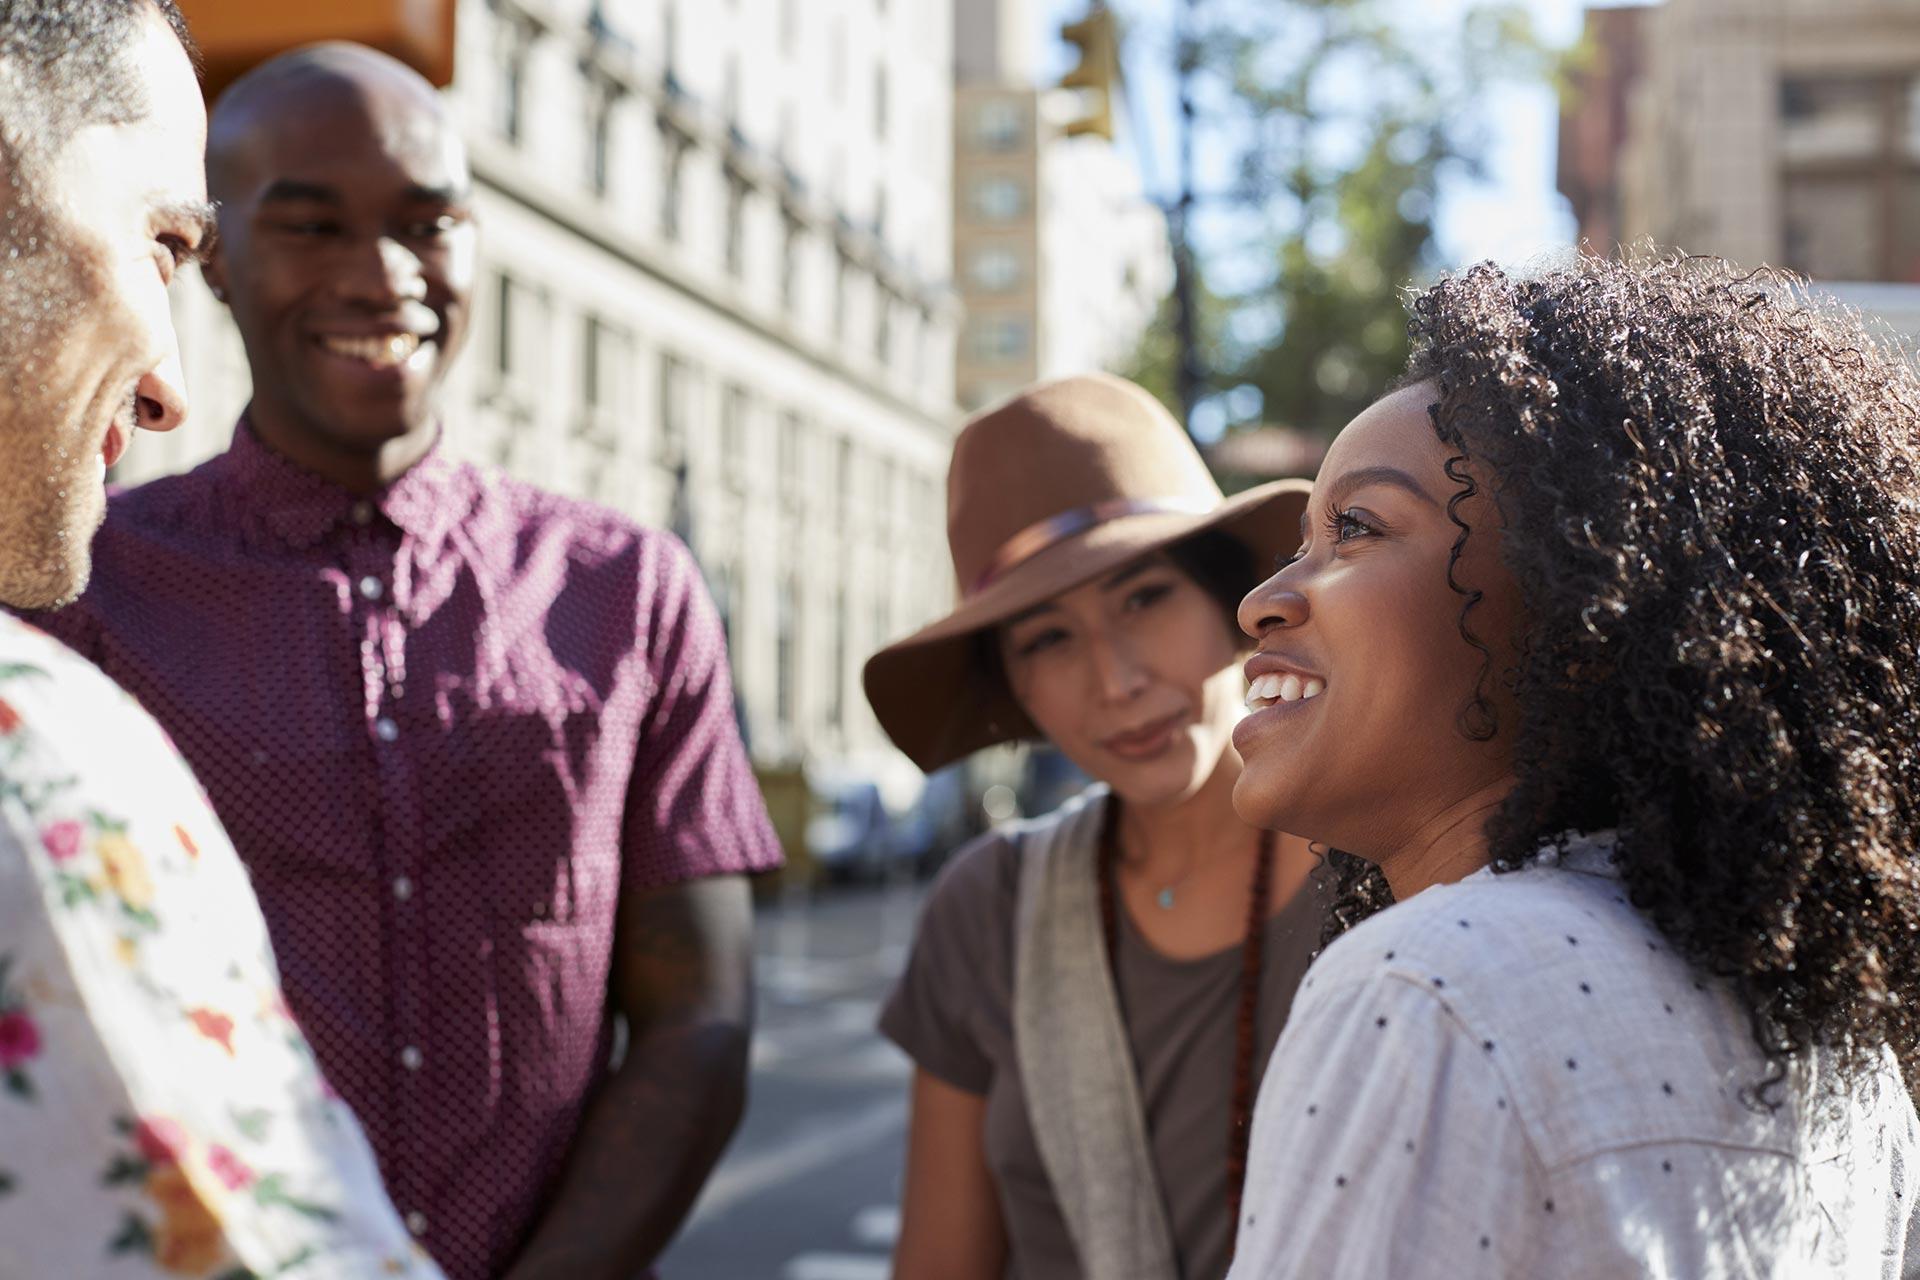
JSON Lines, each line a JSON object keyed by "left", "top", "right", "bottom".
{"left": 969, "top": 495, "right": 1218, "bottom": 596}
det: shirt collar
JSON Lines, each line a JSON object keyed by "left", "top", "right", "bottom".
{"left": 216, "top": 419, "right": 463, "bottom": 552}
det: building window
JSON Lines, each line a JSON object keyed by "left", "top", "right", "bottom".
{"left": 876, "top": 457, "right": 896, "bottom": 528}
{"left": 969, "top": 176, "right": 1028, "bottom": 221}
{"left": 499, "top": 40, "right": 527, "bottom": 145}
{"left": 781, "top": 0, "right": 798, "bottom": 53}
{"left": 587, "top": 93, "right": 614, "bottom": 197}
{"left": 972, "top": 100, "right": 1025, "bottom": 152}
{"left": 660, "top": 130, "right": 685, "bottom": 242}
{"left": 658, "top": 353, "right": 688, "bottom": 465}
{"left": 493, "top": 274, "right": 518, "bottom": 377}
{"left": 582, "top": 315, "right": 606, "bottom": 409}
{"left": 778, "top": 413, "right": 803, "bottom": 506}
{"left": 968, "top": 317, "right": 1031, "bottom": 362}
{"left": 1780, "top": 72, "right": 1920, "bottom": 282}
{"left": 874, "top": 289, "right": 892, "bottom": 366}
{"left": 833, "top": 252, "right": 853, "bottom": 340}
{"left": 875, "top": 66, "right": 889, "bottom": 140}
{"left": 781, "top": 217, "right": 802, "bottom": 313}
{"left": 721, "top": 383, "right": 748, "bottom": 489}
{"left": 776, "top": 575, "right": 798, "bottom": 732}
{"left": 968, "top": 246, "right": 1023, "bottom": 292}
{"left": 835, "top": 436, "right": 855, "bottom": 530}
{"left": 725, "top": 177, "right": 748, "bottom": 279}
{"left": 829, "top": 587, "right": 848, "bottom": 732}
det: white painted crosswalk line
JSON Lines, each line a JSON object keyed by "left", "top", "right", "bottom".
{"left": 783, "top": 1254, "right": 890, "bottom": 1280}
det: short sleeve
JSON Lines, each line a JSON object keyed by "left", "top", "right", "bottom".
{"left": 1229, "top": 963, "right": 1548, "bottom": 1278}
{"left": 621, "top": 534, "right": 782, "bottom": 890}
{"left": 877, "top": 834, "right": 1013, "bottom": 1095}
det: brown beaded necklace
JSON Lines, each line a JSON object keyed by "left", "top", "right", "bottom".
{"left": 1096, "top": 804, "right": 1276, "bottom": 1225}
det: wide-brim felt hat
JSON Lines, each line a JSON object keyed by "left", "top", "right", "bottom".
{"left": 864, "top": 372, "right": 1311, "bottom": 774}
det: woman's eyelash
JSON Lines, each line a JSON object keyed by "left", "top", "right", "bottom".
{"left": 1324, "top": 507, "right": 1376, "bottom": 541}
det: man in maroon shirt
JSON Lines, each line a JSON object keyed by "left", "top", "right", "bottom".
{"left": 32, "top": 43, "right": 783, "bottom": 1280}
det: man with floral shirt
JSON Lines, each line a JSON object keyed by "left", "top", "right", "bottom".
{"left": 35, "top": 41, "right": 785, "bottom": 1280}
{"left": 0, "top": 3, "right": 440, "bottom": 1276}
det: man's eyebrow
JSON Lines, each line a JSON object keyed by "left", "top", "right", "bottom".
{"left": 258, "top": 179, "right": 342, "bottom": 206}
{"left": 156, "top": 199, "right": 220, "bottom": 260}
{"left": 403, "top": 183, "right": 471, "bottom": 204}
{"left": 1325, "top": 465, "right": 1442, "bottom": 511}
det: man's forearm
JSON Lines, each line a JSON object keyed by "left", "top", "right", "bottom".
{"left": 504, "top": 1018, "right": 750, "bottom": 1279}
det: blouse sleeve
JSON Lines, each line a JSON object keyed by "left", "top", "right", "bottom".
{"left": 876, "top": 833, "right": 1011, "bottom": 1095}
{"left": 1228, "top": 964, "right": 1551, "bottom": 1279}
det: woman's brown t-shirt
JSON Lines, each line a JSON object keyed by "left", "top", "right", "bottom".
{"left": 879, "top": 827, "right": 1326, "bottom": 1280}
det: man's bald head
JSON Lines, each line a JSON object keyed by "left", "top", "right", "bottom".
{"left": 208, "top": 43, "right": 463, "bottom": 207}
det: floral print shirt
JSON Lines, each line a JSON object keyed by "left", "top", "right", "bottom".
{"left": 0, "top": 615, "right": 442, "bottom": 1279}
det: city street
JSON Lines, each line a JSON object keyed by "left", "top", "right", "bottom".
{"left": 659, "top": 877, "right": 930, "bottom": 1280}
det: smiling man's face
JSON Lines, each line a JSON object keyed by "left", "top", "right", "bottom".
{"left": 0, "top": 7, "right": 207, "bottom": 609}
{"left": 204, "top": 48, "right": 475, "bottom": 475}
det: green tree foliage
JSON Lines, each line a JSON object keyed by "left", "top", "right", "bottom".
{"left": 1126, "top": 0, "right": 1549, "bottom": 439}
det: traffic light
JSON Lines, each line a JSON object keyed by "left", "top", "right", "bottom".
{"left": 1058, "top": 7, "right": 1118, "bottom": 141}
{"left": 178, "top": 0, "right": 458, "bottom": 101}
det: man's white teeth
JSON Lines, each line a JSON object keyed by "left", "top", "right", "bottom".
{"left": 1244, "top": 672, "right": 1326, "bottom": 710}
{"left": 321, "top": 333, "right": 422, "bottom": 366}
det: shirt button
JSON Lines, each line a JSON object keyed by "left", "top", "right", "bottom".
{"left": 400, "top": 1045, "right": 423, "bottom": 1071}
{"left": 374, "top": 716, "right": 399, "bottom": 742}
{"left": 392, "top": 875, "right": 414, "bottom": 901}
{"left": 350, "top": 500, "right": 375, "bottom": 525}
{"left": 358, "top": 575, "right": 384, "bottom": 601}
{"left": 405, "top": 1210, "right": 429, "bottom": 1237}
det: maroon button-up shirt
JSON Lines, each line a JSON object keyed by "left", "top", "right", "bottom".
{"left": 34, "top": 424, "right": 783, "bottom": 1280}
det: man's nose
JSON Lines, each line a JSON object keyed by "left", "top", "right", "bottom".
{"left": 134, "top": 344, "right": 188, "bottom": 434}
{"left": 343, "top": 237, "right": 428, "bottom": 305}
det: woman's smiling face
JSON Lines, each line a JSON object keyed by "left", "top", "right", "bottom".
{"left": 1230, "top": 381, "right": 1520, "bottom": 858}
{"left": 999, "top": 552, "right": 1246, "bottom": 810}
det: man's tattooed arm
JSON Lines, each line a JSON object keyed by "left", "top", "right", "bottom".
{"left": 503, "top": 873, "right": 756, "bottom": 1280}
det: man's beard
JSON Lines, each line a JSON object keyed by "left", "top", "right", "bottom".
{"left": 0, "top": 191, "right": 112, "bottom": 611}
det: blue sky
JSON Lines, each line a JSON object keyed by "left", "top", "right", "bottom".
{"left": 1035, "top": 0, "right": 1602, "bottom": 272}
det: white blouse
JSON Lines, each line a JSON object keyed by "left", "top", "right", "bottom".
{"left": 0, "top": 616, "right": 440, "bottom": 1278}
{"left": 1229, "top": 837, "right": 1920, "bottom": 1279}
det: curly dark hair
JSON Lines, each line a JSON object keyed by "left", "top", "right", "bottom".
{"left": 1324, "top": 251, "right": 1920, "bottom": 1101}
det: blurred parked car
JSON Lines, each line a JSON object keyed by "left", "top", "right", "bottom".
{"left": 805, "top": 774, "right": 894, "bottom": 884}
{"left": 888, "top": 764, "right": 979, "bottom": 875}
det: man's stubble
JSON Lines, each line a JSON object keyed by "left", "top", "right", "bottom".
{"left": 0, "top": 172, "right": 124, "bottom": 611}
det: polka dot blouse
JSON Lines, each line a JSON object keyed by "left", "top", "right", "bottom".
{"left": 1227, "top": 836, "right": 1920, "bottom": 1279}
{"left": 29, "top": 424, "right": 784, "bottom": 1280}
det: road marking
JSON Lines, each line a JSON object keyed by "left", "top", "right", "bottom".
{"left": 783, "top": 1254, "right": 889, "bottom": 1280}
{"left": 685, "top": 1099, "right": 909, "bottom": 1229}
{"left": 850, "top": 1205, "right": 900, "bottom": 1249}
{"left": 752, "top": 998, "right": 882, "bottom": 1069}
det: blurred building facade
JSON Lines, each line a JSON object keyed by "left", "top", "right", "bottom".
{"left": 142, "top": 0, "right": 963, "bottom": 780}
{"left": 951, "top": 0, "right": 1170, "bottom": 411}
{"left": 1559, "top": 0, "right": 1920, "bottom": 339}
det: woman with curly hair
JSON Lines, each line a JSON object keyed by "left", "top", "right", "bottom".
{"left": 1224, "top": 253, "right": 1920, "bottom": 1278}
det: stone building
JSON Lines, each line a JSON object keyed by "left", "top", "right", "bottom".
{"left": 1558, "top": 0, "right": 1920, "bottom": 339}
{"left": 142, "top": 0, "right": 962, "bottom": 780}
{"left": 951, "top": 0, "right": 1170, "bottom": 412}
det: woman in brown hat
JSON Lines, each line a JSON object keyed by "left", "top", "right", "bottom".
{"left": 867, "top": 373, "right": 1324, "bottom": 1280}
